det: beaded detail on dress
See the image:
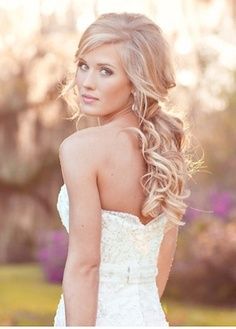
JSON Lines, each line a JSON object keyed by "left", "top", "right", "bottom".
{"left": 53, "top": 183, "right": 169, "bottom": 326}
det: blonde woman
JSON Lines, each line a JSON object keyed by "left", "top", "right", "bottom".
{"left": 54, "top": 12, "right": 199, "bottom": 326}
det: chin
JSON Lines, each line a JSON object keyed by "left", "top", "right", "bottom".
{"left": 81, "top": 109, "right": 98, "bottom": 117}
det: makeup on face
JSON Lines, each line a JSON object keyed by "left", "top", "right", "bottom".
{"left": 75, "top": 44, "right": 133, "bottom": 122}
{"left": 77, "top": 59, "right": 115, "bottom": 78}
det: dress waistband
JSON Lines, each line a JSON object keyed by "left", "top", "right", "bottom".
{"left": 99, "top": 262, "right": 158, "bottom": 284}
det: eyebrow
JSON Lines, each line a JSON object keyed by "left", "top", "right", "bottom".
{"left": 79, "top": 58, "right": 116, "bottom": 69}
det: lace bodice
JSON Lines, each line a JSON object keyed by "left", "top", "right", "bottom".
{"left": 57, "top": 183, "right": 168, "bottom": 266}
{"left": 54, "top": 184, "right": 170, "bottom": 326}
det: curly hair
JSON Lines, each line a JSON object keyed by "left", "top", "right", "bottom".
{"left": 59, "top": 12, "right": 204, "bottom": 232}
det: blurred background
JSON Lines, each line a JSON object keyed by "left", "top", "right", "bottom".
{"left": 0, "top": 0, "right": 236, "bottom": 326}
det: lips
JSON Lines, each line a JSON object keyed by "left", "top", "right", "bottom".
{"left": 82, "top": 94, "right": 99, "bottom": 100}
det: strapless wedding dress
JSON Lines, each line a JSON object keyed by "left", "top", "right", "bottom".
{"left": 53, "top": 184, "right": 169, "bottom": 326}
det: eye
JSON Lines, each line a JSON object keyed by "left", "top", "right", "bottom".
{"left": 78, "top": 61, "right": 88, "bottom": 71}
{"left": 100, "top": 67, "right": 113, "bottom": 76}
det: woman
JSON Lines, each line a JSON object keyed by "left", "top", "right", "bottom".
{"left": 54, "top": 12, "right": 199, "bottom": 326}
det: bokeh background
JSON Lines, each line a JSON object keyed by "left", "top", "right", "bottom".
{"left": 0, "top": 0, "right": 236, "bottom": 326}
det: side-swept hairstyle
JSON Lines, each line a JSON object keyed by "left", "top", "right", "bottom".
{"left": 60, "top": 12, "right": 204, "bottom": 232}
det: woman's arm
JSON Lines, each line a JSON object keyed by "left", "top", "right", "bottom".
{"left": 59, "top": 132, "right": 102, "bottom": 326}
{"left": 156, "top": 224, "right": 179, "bottom": 299}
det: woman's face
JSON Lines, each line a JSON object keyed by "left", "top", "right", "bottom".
{"left": 75, "top": 43, "right": 133, "bottom": 121}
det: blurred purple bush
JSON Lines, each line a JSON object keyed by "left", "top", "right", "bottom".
{"left": 210, "top": 190, "right": 234, "bottom": 218}
{"left": 185, "top": 188, "right": 235, "bottom": 221}
{"left": 36, "top": 229, "right": 68, "bottom": 283}
{"left": 166, "top": 213, "right": 236, "bottom": 306}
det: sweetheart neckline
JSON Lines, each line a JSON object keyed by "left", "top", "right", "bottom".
{"left": 101, "top": 209, "right": 166, "bottom": 227}
{"left": 59, "top": 183, "right": 166, "bottom": 228}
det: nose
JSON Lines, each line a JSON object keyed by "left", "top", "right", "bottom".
{"left": 82, "top": 70, "right": 96, "bottom": 90}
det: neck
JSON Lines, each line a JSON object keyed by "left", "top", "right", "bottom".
{"left": 98, "top": 99, "right": 138, "bottom": 126}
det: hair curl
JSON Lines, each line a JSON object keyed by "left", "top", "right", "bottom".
{"left": 59, "top": 12, "right": 204, "bottom": 232}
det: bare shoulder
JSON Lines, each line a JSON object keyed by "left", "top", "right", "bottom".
{"left": 58, "top": 124, "right": 136, "bottom": 175}
{"left": 58, "top": 126, "right": 108, "bottom": 171}
{"left": 59, "top": 127, "right": 94, "bottom": 155}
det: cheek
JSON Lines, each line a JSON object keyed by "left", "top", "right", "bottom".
{"left": 76, "top": 74, "right": 83, "bottom": 88}
{"left": 102, "top": 78, "right": 131, "bottom": 100}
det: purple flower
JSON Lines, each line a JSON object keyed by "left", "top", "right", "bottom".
{"left": 36, "top": 229, "right": 68, "bottom": 283}
{"left": 210, "top": 190, "right": 234, "bottom": 218}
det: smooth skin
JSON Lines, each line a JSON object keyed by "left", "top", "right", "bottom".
{"left": 59, "top": 43, "right": 179, "bottom": 326}
{"left": 59, "top": 131, "right": 103, "bottom": 326}
{"left": 76, "top": 43, "right": 138, "bottom": 127}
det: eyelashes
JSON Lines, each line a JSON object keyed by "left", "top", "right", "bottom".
{"left": 77, "top": 62, "right": 87, "bottom": 71}
{"left": 100, "top": 68, "right": 113, "bottom": 76}
{"left": 77, "top": 61, "right": 113, "bottom": 76}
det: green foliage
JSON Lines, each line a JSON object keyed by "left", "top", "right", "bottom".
{"left": 163, "top": 299, "right": 236, "bottom": 326}
{"left": 0, "top": 263, "right": 61, "bottom": 325}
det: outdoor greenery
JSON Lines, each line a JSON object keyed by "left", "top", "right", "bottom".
{"left": 0, "top": 263, "right": 60, "bottom": 326}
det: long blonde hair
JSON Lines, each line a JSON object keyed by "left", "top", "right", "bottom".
{"left": 60, "top": 12, "right": 204, "bottom": 231}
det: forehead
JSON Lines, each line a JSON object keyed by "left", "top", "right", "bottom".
{"left": 80, "top": 43, "right": 122, "bottom": 67}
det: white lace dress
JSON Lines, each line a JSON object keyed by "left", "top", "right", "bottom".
{"left": 53, "top": 184, "right": 169, "bottom": 326}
